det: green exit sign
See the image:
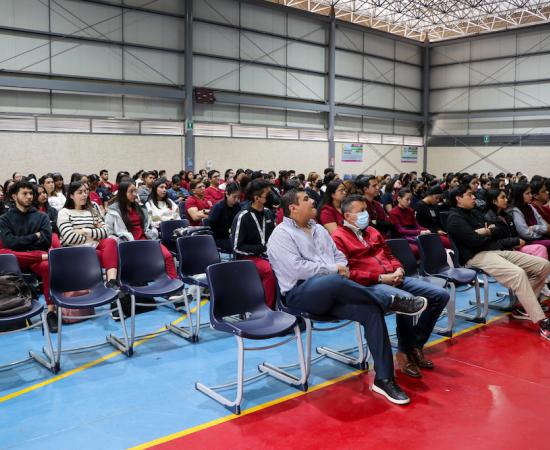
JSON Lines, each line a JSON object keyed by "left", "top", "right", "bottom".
{"left": 186, "top": 120, "right": 194, "bottom": 131}
{"left": 483, "top": 135, "right": 490, "bottom": 144}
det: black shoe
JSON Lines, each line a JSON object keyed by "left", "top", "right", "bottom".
{"left": 372, "top": 378, "right": 410, "bottom": 405}
{"left": 105, "top": 279, "right": 121, "bottom": 290}
{"left": 46, "top": 311, "right": 58, "bottom": 334}
{"left": 540, "top": 319, "right": 550, "bottom": 342}
{"left": 389, "top": 295, "right": 427, "bottom": 316}
{"left": 511, "top": 306, "right": 530, "bottom": 321}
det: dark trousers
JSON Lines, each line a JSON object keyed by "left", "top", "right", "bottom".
{"left": 285, "top": 274, "right": 394, "bottom": 380}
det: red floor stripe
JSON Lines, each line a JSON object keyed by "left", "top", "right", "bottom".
{"left": 151, "top": 317, "right": 550, "bottom": 450}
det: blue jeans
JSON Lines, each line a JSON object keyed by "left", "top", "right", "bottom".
{"left": 285, "top": 274, "right": 394, "bottom": 380}
{"left": 365, "top": 277, "right": 449, "bottom": 353}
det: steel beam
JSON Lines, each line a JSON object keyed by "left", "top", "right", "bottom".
{"left": 422, "top": 44, "right": 430, "bottom": 173}
{"left": 328, "top": 10, "right": 336, "bottom": 168}
{"left": 0, "top": 73, "right": 185, "bottom": 99}
{"left": 215, "top": 92, "right": 329, "bottom": 112}
{"left": 431, "top": 108, "right": 550, "bottom": 120}
{"left": 335, "top": 105, "right": 423, "bottom": 122}
{"left": 184, "top": 0, "right": 194, "bottom": 172}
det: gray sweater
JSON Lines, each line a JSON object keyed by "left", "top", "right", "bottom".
{"left": 509, "top": 205, "right": 548, "bottom": 240}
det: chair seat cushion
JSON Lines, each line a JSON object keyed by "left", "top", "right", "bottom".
{"left": 436, "top": 267, "right": 477, "bottom": 284}
{"left": 0, "top": 299, "right": 44, "bottom": 325}
{"left": 121, "top": 278, "right": 184, "bottom": 298}
{"left": 215, "top": 311, "right": 297, "bottom": 339}
{"left": 52, "top": 286, "right": 118, "bottom": 309}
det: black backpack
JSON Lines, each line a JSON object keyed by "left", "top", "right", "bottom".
{"left": 0, "top": 273, "right": 34, "bottom": 317}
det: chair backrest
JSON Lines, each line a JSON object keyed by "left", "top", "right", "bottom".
{"left": 118, "top": 240, "right": 167, "bottom": 285}
{"left": 49, "top": 246, "right": 104, "bottom": 293}
{"left": 176, "top": 235, "right": 220, "bottom": 277}
{"left": 416, "top": 233, "right": 450, "bottom": 276}
{"left": 0, "top": 254, "right": 22, "bottom": 274}
{"left": 207, "top": 260, "right": 268, "bottom": 320}
{"left": 440, "top": 211, "right": 450, "bottom": 232}
{"left": 178, "top": 202, "right": 188, "bottom": 220}
{"left": 386, "top": 239, "right": 419, "bottom": 277}
{"left": 160, "top": 219, "right": 190, "bottom": 252}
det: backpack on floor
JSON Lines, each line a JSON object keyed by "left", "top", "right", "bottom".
{"left": 0, "top": 273, "right": 34, "bottom": 317}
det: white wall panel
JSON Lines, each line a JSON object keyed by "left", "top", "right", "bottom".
{"left": 363, "top": 83, "right": 394, "bottom": 109}
{"left": 513, "top": 116, "right": 550, "bottom": 134}
{"left": 51, "top": 0, "right": 122, "bottom": 41}
{"left": 52, "top": 93, "right": 122, "bottom": 117}
{"left": 364, "top": 56, "right": 394, "bottom": 83}
{"left": 288, "top": 42, "right": 325, "bottom": 72}
{"left": 124, "top": 0, "right": 185, "bottom": 15}
{"left": 395, "top": 120, "right": 420, "bottom": 136}
{"left": 396, "top": 42, "right": 421, "bottom": 64}
{"left": 363, "top": 118, "right": 393, "bottom": 133}
{"left": 468, "top": 118, "right": 514, "bottom": 135}
{"left": 335, "top": 50, "right": 362, "bottom": 78}
{"left": 335, "top": 79, "right": 362, "bottom": 105}
{"left": 364, "top": 35, "right": 394, "bottom": 58}
{"left": 431, "top": 119, "right": 468, "bottom": 136}
{"left": 51, "top": 41, "right": 122, "bottom": 79}
{"left": 395, "top": 63, "right": 421, "bottom": 88}
{"left": 516, "top": 54, "right": 550, "bottom": 82}
{"left": 430, "top": 64, "right": 469, "bottom": 89}
{"left": 0, "top": 33, "right": 50, "bottom": 73}
{"left": 287, "top": 110, "right": 325, "bottom": 129}
{"left": 335, "top": 115, "right": 362, "bottom": 131}
{"left": 0, "top": 0, "right": 49, "bottom": 31}
{"left": 194, "top": 57, "right": 238, "bottom": 90}
{"left": 517, "top": 30, "right": 550, "bottom": 55}
{"left": 395, "top": 88, "right": 421, "bottom": 112}
{"left": 124, "top": 11, "right": 184, "bottom": 50}
{"left": 194, "top": 0, "right": 239, "bottom": 25}
{"left": 469, "top": 59, "right": 515, "bottom": 85}
{"left": 288, "top": 16, "right": 326, "bottom": 44}
{"left": 430, "top": 88, "right": 469, "bottom": 112}
{"left": 124, "top": 97, "right": 183, "bottom": 120}
{"left": 0, "top": 89, "right": 50, "bottom": 114}
{"left": 431, "top": 42, "right": 470, "bottom": 65}
{"left": 240, "top": 106, "right": 285, "bottom": 126}
{"left": 194, "top": 104, "right": 239, "bottom": 123}
{"left": 193, "top": 22, "right": 238, "bottom": 58}
{"left": 287, "top": 72, "right": 324, "bottom": 100}
{"left": 336, "top": 28, "right": 363, "bottom": 52}
{"left": 123, "top": 48, "right": 183, "bottom": 84}
{"left": 240, "top": 32, "right": 286, "bottom": 65}
{"left": 470, "top": 35, "right": 516, "bottom": 60}
{"left": 469, "top": 86, "right": 514, "bottom": 110}
{"left": 240, "top": 66, "right": 286, "bottom": 96}
{"left": 515, "top": 83, "right": 550, "bottom": 108}
{"left": 240, "top": 3, "right": 286, "bottom": 35}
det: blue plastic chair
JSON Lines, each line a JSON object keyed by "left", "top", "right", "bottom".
{"left": 159, "top": 219, "right": 189, "bottom": 255}
{"left": 195, "top": 261, "right": 307, "bottom": 415}
{"left": 118, "top": 240, "right": 185, "bottom": 349}
{"left": 173, "top": 235, "right": 221, "bottom": 341}
{"left": 0, "top": 254, "right": 56, "bottom": 373}
{"left": 44, "top": 247, "right": 124, "bottom": 370}
{"left": 416, "top": 233, "right": 488, "bottom": 336}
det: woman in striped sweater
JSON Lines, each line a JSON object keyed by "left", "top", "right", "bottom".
{"left": 57, "top": 181, "right": 119, "bottom": 286}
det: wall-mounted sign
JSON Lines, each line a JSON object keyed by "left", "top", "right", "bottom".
{"left": 401, "top": 146, "right": 418, "bottom": 163}
{"left": 341, "top": 143, "right": 363, "bottom": 162}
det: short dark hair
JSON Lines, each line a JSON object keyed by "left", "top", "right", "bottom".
{"left": 355, "top": 175, "right": 376, "bottom": 192}
{"left": 9, "top": 180, "right": 34, "bottom": 197}
{"left": 341, "top": 194, "right": 365, "bottom": 214}
{"left": 225, "top": 182, "right": 241, "bottom": 196}
{"left": 449, "top": 184, "right": 469, "bottom": 208}
{"left": 208, "top": 169, "right": 219, "bottom": 179}
{"left": 100, "top": 169, "right": 108, "bottom": 176}
{"left": 245, "top": 179, "right": 270, "bottom": 202}
{"left": 397, "top": 188, "right": 411, "bottom": 198}
{"left": 280, "top": 188, "right": 304, "bottom": 217}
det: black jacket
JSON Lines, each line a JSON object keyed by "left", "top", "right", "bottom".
{"left": 231, "top": 206, "right": 274, "bottom": 256}
{"left": 484, "top": 209, "right": 520, "bottom": 241}
{"left": 209, "top": 200, "right": 241, "bottom": 240}
{"left": 415, "top": 201, "right": 442, "bottom": 232}
{"left": 447, "top": 207, "right": 519, "bottom": 265}
{"left": 0, "top": 206, "right": 52, "bottom": 251}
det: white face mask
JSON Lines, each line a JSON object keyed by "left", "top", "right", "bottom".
{"left": 355, "top": 211, "right": 370, "bottom": 230}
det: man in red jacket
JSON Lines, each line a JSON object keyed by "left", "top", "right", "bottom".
{"left": 332, "top": 195, "right": 449, "bottom": 379}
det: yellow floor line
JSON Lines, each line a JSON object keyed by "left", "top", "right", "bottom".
{"left": 131, "top": 313, "right": 510, "bottom": 450}
{"left": 0, "top": 301, "right": 207, "bottom": 404}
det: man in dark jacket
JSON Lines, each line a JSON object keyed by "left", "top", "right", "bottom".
{"left": 231, "top": 178, "right": 276, "bottom": 308}
{"left": 446, "top": 185, "right": 550, "bottom": 341}
{"left": 0, "top": 181, "right": 58, "bottom": 331}
{"left": 208, "top": 182, "right": 241, "bottom": 252}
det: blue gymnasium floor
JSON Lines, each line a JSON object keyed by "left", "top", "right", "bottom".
{"left": 0, "top": 283, "right": 511, "bottom": 450}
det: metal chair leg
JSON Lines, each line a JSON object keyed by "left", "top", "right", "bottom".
{"left": 435, "top": 282, "right": 456, "bottom": 337}
{"left": 29, "top": 311, "right": 58, "bottom": 373}
{"left": 316, "top": 322, "right": 369, "bottom": 370}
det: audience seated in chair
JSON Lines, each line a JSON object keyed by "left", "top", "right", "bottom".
{"left": 145, "top": 177, "right": 180, "bottom": 230}
{"left": 185, "top": 179, "right": 212, "bottom": 226}
{"left": 356, "top": 175, "right": 395, "bottom": 239}
{"left": 317, "top": 179, "right": 346, "bottom": 235}
{"left": 209, "top": 182, "right": 241, "bottom": 252}
{"left": 267, "top": 188, "right": 427, "bottom": 405}
{"left": 204, "top": 170, "right": 225, "bottom": 206}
